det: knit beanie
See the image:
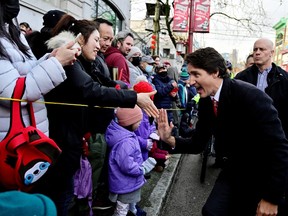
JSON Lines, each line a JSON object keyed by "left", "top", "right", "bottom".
{"left": 116, "top": 105, "right": 143, "bottom": 127}
{"left": 180, "top": 68, "right": 190, "bottom": 81}
{"left": 133, "top": 81, "right": 154, "bottom": 100}
{"left": 0, "top": 191, "right": 57, "bottom": 216}
{"left": 133, "top": 81, "right": 153, "bottom": 93}
{"left": 43, "top": 10, "right": 65, "bottom": 28}
{"left": 126, "top": 46, "right": 142, "bottom": 60}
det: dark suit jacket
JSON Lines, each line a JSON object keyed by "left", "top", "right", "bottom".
{"left": 173, "top": 78, "right": 288, "bottom": 206}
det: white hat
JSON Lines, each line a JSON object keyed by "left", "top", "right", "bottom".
{"left": 126, "top": 46, "right": 142, "bottom": 59}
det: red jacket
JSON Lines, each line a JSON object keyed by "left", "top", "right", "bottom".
{"left": 149, "top": 141, "right": 168, "bottom": 160}
{"left": 104, "top": 46, "right": 130, "bottom": 85}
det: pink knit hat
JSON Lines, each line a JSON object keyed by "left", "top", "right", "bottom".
{"left": 116, "top": 105, "right": 143, "bottom": 127}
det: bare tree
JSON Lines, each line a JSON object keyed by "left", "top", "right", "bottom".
{"left": 137, "top": 0, "right": 274, "bottom": 48}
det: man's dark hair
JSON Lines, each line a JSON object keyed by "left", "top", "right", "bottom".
{"left": 185, "top": 47, "right": 229, "bottom": 78}
{"left": 94, "top": 17, "right": 113, "bottom": 27}
{"left": 246, "top": 54, "right": 253, "bottom": 62}
{"left": 20, "top": 22, "right": 31, "bottom": 29}
{"left": 152, "top": 55, "right": 160, "bottom": 60}
{"left": 111, "top": 30, "right": 134, "bottom": 47}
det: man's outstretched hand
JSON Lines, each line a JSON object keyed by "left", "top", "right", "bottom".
{"left": 157, "top": 109, "right": 175, "bottom": 146}
{"left": 137, "top": 90, "right": 159, "bottom": 118}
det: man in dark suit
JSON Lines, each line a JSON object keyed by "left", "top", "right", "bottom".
{"left": 157, "top": 47, "right": 288, "bottom": 216}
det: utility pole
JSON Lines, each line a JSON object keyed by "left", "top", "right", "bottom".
{"left": 188, "top": 0, "right": 194, "bottom": 53}
{"left": 153, "top": 0, "right": 160, "bottom": 55}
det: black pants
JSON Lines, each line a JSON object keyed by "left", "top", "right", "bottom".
{"left": 202, "top": 170, "right": 288, "bottom": 216}
{"left": 202, "top": 171, "right": 233, "bottom": 216}
{"left": 202, "top": 171, "right": 263, "bottom": 216}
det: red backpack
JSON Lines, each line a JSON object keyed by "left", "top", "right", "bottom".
{"left": 0, "top": 77, "right": 62, "bottom": 191}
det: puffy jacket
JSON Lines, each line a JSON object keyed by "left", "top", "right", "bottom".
{"left": 105, "top": 120, "right": 145, "bottom": 194}
{"left": 0, "top": 29, "right": 66, "bottom": 140}
{"left": 134, "top": 111, "right": 157, "bottom": 160}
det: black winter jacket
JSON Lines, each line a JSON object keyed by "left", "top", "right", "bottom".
{"left": 42, "top": 56, "right": 137, "bottom": 189}
{"left": 235, "top": 63, "right": 288, "bottom": 138}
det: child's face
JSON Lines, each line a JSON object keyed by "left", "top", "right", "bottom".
{"left": 131, "top": 120, "right": 142, "bottom": 131}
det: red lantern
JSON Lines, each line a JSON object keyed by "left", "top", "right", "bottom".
{"left": 151, "top": 34, "right": 156, "bottom": 49}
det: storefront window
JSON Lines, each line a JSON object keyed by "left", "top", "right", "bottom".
{"left": 93, "top": 0, "right": 122, "bottom": 33}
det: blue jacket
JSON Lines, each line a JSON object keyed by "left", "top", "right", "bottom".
{"left": 152, "top": 74, "right": 175, "bottom": 109}
{"left": 105, "top": 120, "right": 146, "bottom": 194}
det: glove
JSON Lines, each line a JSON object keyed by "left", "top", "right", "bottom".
{"left": 141, "top": 157, "right": 157, "bottom": 174}
{"left": 146, "top": 139, "right": 153, "bottom": 151}
{"left": 149, "top": 132, "right": 160, "bottom": 141}
{"left": 115, "top": 80, "right": 128, "bottom": 89}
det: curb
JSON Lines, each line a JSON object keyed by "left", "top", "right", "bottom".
{"left": 143, "top": 154, "right": 182, "bottom": 216}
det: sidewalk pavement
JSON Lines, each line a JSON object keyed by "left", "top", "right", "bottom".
{"left": 91, "top": 154, "right": 182, "bottom": 216}
{"left": 139, "top": 154, "right": 182, "bottom": 216}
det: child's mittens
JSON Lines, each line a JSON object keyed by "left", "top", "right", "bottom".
{"left": 146, "top": 139, "right": 153, "bottom": 151}
{"left": 149, "top": 132, "right": 160, "bottom": 141}
{"left": 141, "top": 157, "right": 157, "bottom": 174}
{"left": 165, "top": 154, "right": 172, "bottom": 160}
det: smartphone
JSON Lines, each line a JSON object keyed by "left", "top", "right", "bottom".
{"left": 74, "top": 33, "right": 82, "bottom": 43}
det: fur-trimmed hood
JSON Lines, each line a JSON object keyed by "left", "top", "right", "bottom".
{"left": 46, "top": 31, "right": 81, "bottom": 52}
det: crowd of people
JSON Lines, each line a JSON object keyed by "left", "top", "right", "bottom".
{"left": 0, "top": 0, "right": 288, "bottom": 216}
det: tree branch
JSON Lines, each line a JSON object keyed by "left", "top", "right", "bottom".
{"left": 210, "top": 12, "right": 251, "bottom": 22}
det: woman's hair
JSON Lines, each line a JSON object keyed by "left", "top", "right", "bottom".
{"left": 0, "top": 1, "right": 31, "bottom": 61}
{"left": 19, "top": 22, "right": 31, "bottom": 29}
{"left": 51, "top": 14, "right": 98, "bottom": 45}
{"left": 185, "top": 47, "right": 229, "bottom": 78}
{"left": 152, "top": 55, "right": 160, "bottom": 60}
{"left": 246, "top": 54, "right": 253, "bottom": 62}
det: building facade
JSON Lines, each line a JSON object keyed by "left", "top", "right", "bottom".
{"left": 17, "top": 0, "right": 131, "bottom": 33}
{"left": 273, "top": 17, "right": 288, "bottom": 71}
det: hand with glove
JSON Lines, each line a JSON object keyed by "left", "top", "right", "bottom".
{"left": 149, "top": 132, "right": 160, "bottom": 141}
{"left": 146, "top": 139, "right": 153, "bottom": 151}
{"left": 141, "top": 157, "right": 157, "bottom": 175}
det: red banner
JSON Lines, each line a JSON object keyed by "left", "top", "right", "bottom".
{"left": 193, "top": 0, "right": 210, "bottom": 33}
{"left": 172, "top": 0, "right": 190, "bottom": 32}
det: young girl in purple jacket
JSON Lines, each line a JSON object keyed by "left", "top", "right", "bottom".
{"left": 105, "top": 106, "right": 156, "bottom": 216}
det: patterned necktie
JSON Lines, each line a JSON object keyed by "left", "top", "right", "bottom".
{"left": 212, "top": 99, "right": 218, "bottom": 116}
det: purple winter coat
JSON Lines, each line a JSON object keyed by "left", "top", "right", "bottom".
{"left": 134, "top": 111, "right": 157, "bottom": 160}
{"left": 105, "top": 120, "right": 146, "bottom": 194}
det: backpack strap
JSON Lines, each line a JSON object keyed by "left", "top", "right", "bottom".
{"left": 9, "top": 77, "right": 27, "bottom": 134}
{"left": 9, "top": 77, "right": 36, "bottom": 131}
{"left": 4, "top": 77, "right": 38, "bottom": 151}
{"left": 27, "top": 102, "right": 36, "bottom": 127}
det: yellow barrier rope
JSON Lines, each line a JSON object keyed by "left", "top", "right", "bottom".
{"left": 0, "top": 97, "right": 186, "bottom": 111}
